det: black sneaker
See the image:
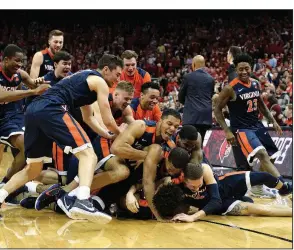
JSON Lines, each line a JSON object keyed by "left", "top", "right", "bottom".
{"left": 20, "top": 196, "right": 37, "bottom": 209}
{"left": 279, "top": 182, "right": 293, "bottom": 196}
{"left": 69, "top": 198, "right": 112, "bottom": 224}
{"left": 57, "top": 193, "right": 77, "bottom": 219}
{"left": 35, "top": 184, "right": 65, "bottom": 211}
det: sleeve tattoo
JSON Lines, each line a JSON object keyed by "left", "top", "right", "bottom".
{"left": 227, "top": 202, "right": 249, "bottom": 216}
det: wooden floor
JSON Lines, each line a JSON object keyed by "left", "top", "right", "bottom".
{"left": 0, "top": 150, "right": 293, "bottom": 248}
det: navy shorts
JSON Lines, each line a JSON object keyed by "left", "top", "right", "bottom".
{"left": 25, "top": 99, "right": 91, "bottom": 164}
{"left": 0, "top": 112, "right": 25, "bottom": 147}
{"left": 234, "top": 127, "right": 279, "bottom": 166}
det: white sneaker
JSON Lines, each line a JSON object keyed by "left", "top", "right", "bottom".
{"left": 247, "top": 185, "right": 278, "bottom": 199}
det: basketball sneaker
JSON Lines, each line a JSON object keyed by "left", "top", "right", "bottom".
{"left": 247, "top": 185, "right": 277, "bottom": 198}
{"left": 278, "top": 182, "right": 293, "bottom": 196}
{"left": 35, "top": 184, "right": 65, "bottom": 211}
{"left": 69, "top": 197, "right": 112, "bottom": 224}
{"left": 20, "top": 196, "right": 37, "bottom": 209}
{"left": 57, "top": 193, "right": 78, "bottom": 219}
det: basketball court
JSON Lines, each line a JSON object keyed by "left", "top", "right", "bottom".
{"left": 0, "top": 148, "right": 292, "bottom": 248}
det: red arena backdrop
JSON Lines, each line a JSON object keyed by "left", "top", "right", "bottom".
{"left": 203, "top": 127, "right": 293, "bottom": 178}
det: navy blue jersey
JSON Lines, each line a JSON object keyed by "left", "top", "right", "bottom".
{"left": 39, "top": 48, "right": 54, "bottom": 77}
{"left": 0, "top": 70, "right": 23, "bottom": 119}
{"left": 227, "top": 78, "right": 263, "bottom": 129}
{"left": 33, "top": 70, "right": 99, "bottom": 112}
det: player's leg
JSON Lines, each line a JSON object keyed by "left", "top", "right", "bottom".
{"left": 225, "top": 201, "right": 292, "bottom": 217}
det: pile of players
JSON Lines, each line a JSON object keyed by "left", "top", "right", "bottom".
{"left": 0, "top": 30, "right": 292, "bottom": 224}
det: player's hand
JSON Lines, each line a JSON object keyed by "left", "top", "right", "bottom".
{"left": 225, "top": 130, "right": 237, "bottom": 146}
{"left": 104, "top": 131, "right": 117, "bottom": 140}
{"left": 126, "top": 192, "right": 139, "bottom": 213}
{"left": 172, "top": 213, "right": 196, "bottom": 223}
{"left": 273, "top": 121, "right": 283, "bottom": 136}
{"left": 34, "top": 77, "right": 50, "bottom": 85}
{"left": 33, "top": 84, "right": 51, "bottom": 95}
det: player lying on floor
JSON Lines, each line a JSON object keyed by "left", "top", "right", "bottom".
{"left": 152, "top": 162, "right": 292, "bottom": 222}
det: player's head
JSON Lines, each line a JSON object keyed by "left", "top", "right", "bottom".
{"left": 177, "top": 125, "right": 199, "bottom": 153}
{"left": 153, "top": 183, "right": 188, "bottom": 219}
{"left": 53, "top": 51, "right": 72, "bottom": 78}
{"left": 121, "top": 50, "right": 138, "bottom": 76}
{"left": 98, "top": 54, "right": 123, "bottom": 87}
{"left": 184, "top": 163, "right": 204, "bottom": 192}
{"left": 158, "top": 109, "right": 181, "bottom": 141}
{"left": 234, "top": 53, "right": 253, "bottom": 83}
{"left": 113, "top": 81, "right": 134, "bottom": 110}
{"left": 2, "top": 44, "right": 23, "bottom": 75}
{"left": 227, "top": 46, "right": 242, "bottom": 62}
{"left": 140, "top": 82, "right": 160, "bottom": 110}
{"left": 285, "top": 104, "right": 293, "bottom": 118}
{"left": 48, "top": 30, "right": 64, "bottom": 54}
{"left": 165, "top": 147, "right": 190, "bottom": 177}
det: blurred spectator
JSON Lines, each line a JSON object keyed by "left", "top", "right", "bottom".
{"left": 267, "top": 95, "right": 284, "bottom": 125}
{"left": 283, "top": 104, "right": 293, "bottom": 126}
{"left": 276, "top": 83, "right": 290, "bottom": 111}
{"left": 269, "top": 54, "right": 277, "bottom": 68}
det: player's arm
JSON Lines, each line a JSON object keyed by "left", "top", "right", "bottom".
{"left": 80, "top": 105, "right": 114, "bottom": 139}
{"left": 257, "top": 95, "right": 282, "bottom": 135}
{"left": 178, "top": 75, "right": 188, "bottom": 104}
{"left": 30, "top": 51, "right": 43, "bottom": 79}
{"left": 142, "top": 144, "right": 164, "bottom": 221}
{"left": 0, "top": 82, "right": 50, "bottom": 103}
{"left": 172, "top": 164, "right": 222, "bottom": 222}
{"left": 19, "top": 69, "right": 49, "bottom": 89}
{"left": 110, "top": 120, "right": 148, "bottom": 160}
{"left": 189, "top": 133, "right": 203, "bottom": 164}
{"left": 91, "top": 101, "right": 108, "bottom": 130}
{"left": 122, "top": 105, "right": 135, "bottom": 124}
{"left": 87, "top": 75, "right": 120, "bottom": 134}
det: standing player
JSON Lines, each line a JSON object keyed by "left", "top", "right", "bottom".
{"left": 214, "top": 53, "right": 291, "bottom": 190}
{"left": 0, "top": 44, "right": 50, "bottom": 184}
{"left": 30, "top": 30, "right": 64, "bottom": 78}
{"left": 111, "top": 50, "right": 151, "bottom": 98}
{"left": 0, "top": 54, "right": 123, "bottom": 223}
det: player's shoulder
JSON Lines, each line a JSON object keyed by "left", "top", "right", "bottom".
{"left": 136, "top": 67, "right": 148, "bottom": 78}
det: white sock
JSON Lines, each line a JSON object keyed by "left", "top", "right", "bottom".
{"left": 74, "top": 176, "right": 79, "bottom": 183}
{"left": 68, "top": 188, "right": 78, "bottom": 197}
{"left": 25, "top": 182, "right": 38, "bottom": 194}
{"left": 0, "top": 189, "right": 9, "bottom": 203}
{"left": 76, "top": 186, "right": 90, "bottom": 200}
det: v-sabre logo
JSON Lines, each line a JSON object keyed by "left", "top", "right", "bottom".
{"left": 239, "top": 91, "right": 260, "bottom": 100}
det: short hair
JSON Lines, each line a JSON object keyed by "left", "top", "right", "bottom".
{"left": 229, "top": 46, "right": 242, "bottom": 59}
{"left": 3, "top": 44, "right": 23, "bottom": 58}
{"left": 53, "top": 51, "right": 72, "bottom": 63}
{"left": 287, "top": 104, "right": 293, "bottom": 111}
{"left": 98, "top": 54, "right": 123, "bottom": 71}
{"left": 279, "top": 83, "right": 287, "bottom": 91}
{"left": 161, "top": 108, "right": 182, "bottom": 121}
{"left": 168, "top": 147, "right": 190, "bottom": 169}
{"left": 179, "top": 125, "right": 198, "bottom": 141}
{"left": 233, "top": 53, "right": 253, "bottom": 67}
{"left": 121, "top": 50, "right": 138, "bottom": 60}
{"left": 184, "top": 163, "right": 203, "bottom": 180}
{"left": 115, "top": 81, "right": 134, "bottom": 94}
{"left": 141, "top": 82, "right": 160, "bottom": 94}
{"left": 153, "top": 183, "right": 185, "bottom": 218}
{"left": 49, "top": 30, "right": 64, "bottom": 39}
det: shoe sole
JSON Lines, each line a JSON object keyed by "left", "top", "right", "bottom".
{"left": 35, "top": 184, "right": 60, "bottom": 211}
{"left": 70, "top": 207, "right": 112, "bottom": 224}
{"left": 57, "top": 198, "right": 80, "bottom": 220}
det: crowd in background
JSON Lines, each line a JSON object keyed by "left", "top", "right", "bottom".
{"left": 0, "top": 12, "right": 292, "bottom": 127}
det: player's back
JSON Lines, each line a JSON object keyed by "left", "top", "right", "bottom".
{"left": 39, "top": 48, "right": 54, "bottom": 77}
{"left": 34, "top": 70, "right": 100, "bottom": 111}
{"left": 0, "top": 70, "right": 23, "bottom": 118}
{"left": 227, "top": 78, "right": 263, "bottom": 129}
